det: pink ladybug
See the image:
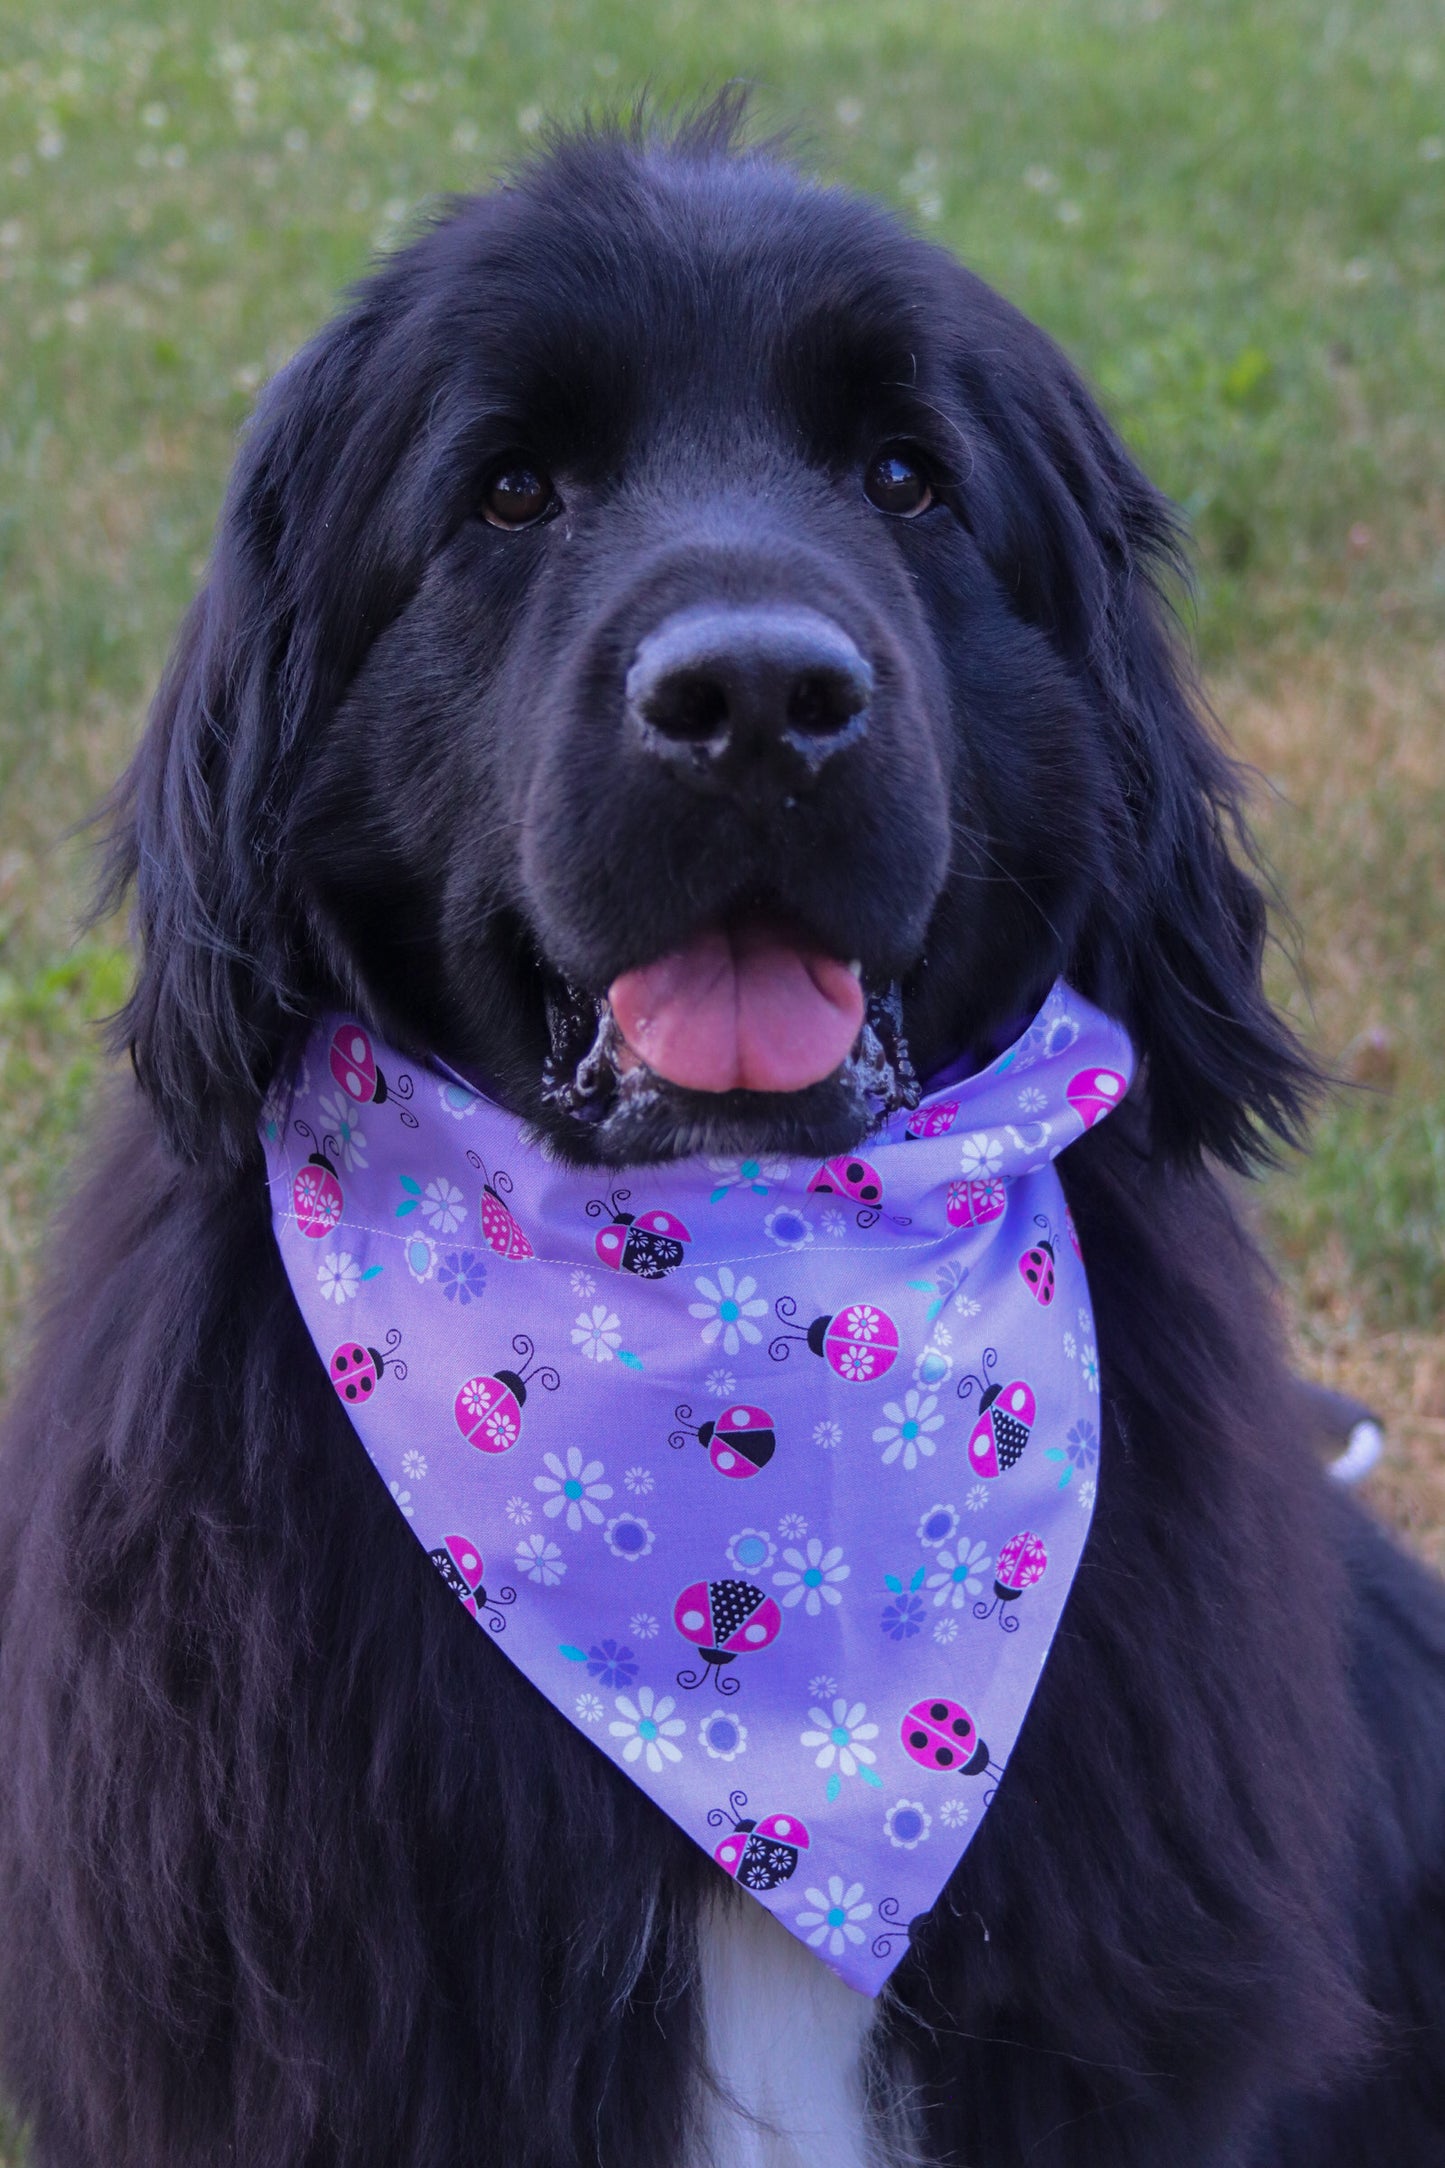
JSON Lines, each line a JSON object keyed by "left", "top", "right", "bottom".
{"left": 329, "top": 1329, "right": 405, "bottom": 1405}
{"left": 907, "top": 1101, "right": 959, "bottom": 1140}
{"left": 958, "top": 1349, "right": 1036, "bottom": 1478}
{"left": 467, "top": 1153, "right": 534, "bottom": 1261}
{"left": 1017, "top": 1215, "right": 1056, "bottom": 1306}
{"left": 1066, "top": 1067, "right": 1127, "bottom": 1129}
{"left": 946, "top": 1177, "right": 1006, "bottom": 1232}
{"left": 674, "top": 1578, "right": 782, "bottom": 1694}
{"left": 328, "top": 1022, "right": 414, "bottom": 1114}
{"left": 453, "top": 1333, "right": 559, "bottom": 1454}
{"left": 427, "top": 1533, "right": 515, "bottom": 1633}
{"left": 707, "top": 1789, "right": 810, "bottom": 1890}
{"left": 289, "top": 1117, "right": 344, "bottom": 1237}
{"left": 900, "top": 1697, "right": 997, "bottom": 1780}
{"left": 587, "top": 1189, "right": 692, "bottom": 1278}
{"left": 770, "top": 1297, "right": 900, "bottom": 1384}
{"left": 670, "top": 1402, "right": 777, "bottom": 1479}
{"left": 974, "top": 1531, "right": 1049, "bottom": 1631}
{"left": 1065, "top": 1205, "right": 1081, "bottom": 1259}
{"left": 808, "top": 1154, "right": 884, "bottom": 1225}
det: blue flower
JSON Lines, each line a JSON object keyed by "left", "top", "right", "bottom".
{"left": 586, "top": 1639, "right": 638, "bottom": 1688}
{"left": 880, "top": 1593, "right": 925, "bottom": 1640}
{"left": 437, "top": 1249, "right": 488, "bottom": 1304}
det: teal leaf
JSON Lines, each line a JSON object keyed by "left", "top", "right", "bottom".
{"left": 395, "top": 1198, "right": 419, "bottom": 1217}
{"left": 399, "top": 1176, "right": 421, "bottom": 1194}
{"left": 618, "top": 1349, "right": 644, "bottom": 1371}
{"left": 909, "top": 1565, "right": 926, "bottom": 1591}
{"left": 559, "top": 1644, "right": 588, "bottom": 1664}
{"left": 709, "top": 1186, "right": 729, "bottom": 1204}
{"left": 926, "top": 1297, "right": 945, "bottom": 1322}
{"left": 361, "top": 1264, "right": 383, "bottom": 1280}
{"left": 825, "top": 1772, "right": 842, "bottom": 1804}
{"left": 884, "top": 1573, "right": 903, "bottom": 1594}
{"left": 1045, "top": 1447, "right": 1064, "bottom": 1461}
{"left": 908, "top": 1279, "right": 936, "bottom": 1293}
{"left": 859, "top": 1765, "right": 884, "bottom": 1790}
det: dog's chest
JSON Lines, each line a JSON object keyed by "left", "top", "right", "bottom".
{"left": 695, "top": 1897, "right": 908, "bottom": 2168}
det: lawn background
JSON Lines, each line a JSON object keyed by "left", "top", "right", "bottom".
{"left": 0, "top": 0, "right": 1441, "bottom": 2153}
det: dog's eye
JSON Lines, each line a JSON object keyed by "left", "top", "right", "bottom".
{"left": 863, "top": 447, "right": 934, "bottom": 518}
{"left": 481, "top": 463, "right": 557, "bottom": 530}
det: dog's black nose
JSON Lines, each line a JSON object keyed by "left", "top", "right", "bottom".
{"left": 625, "top": 605, "right": 872, "bottom": 797}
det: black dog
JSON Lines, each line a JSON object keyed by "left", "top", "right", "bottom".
{"left": 2, "top": 104, "right": 1443, "bottom": 2167}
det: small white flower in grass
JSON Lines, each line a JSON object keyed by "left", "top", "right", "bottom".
{"left": 933, "top": 1615, "right": 959, "bottom": 1645}
{"left": 570, "top": 1267, "right": 596, "bottom": 1299}
{"left": 401, "top": 1450, "right": 427, "bottom": 1480}
{"left": 1062, "top": 1330, "right": 1076, "bottom": 1359}
{"left": 535, "top": 1446, "right": 612, "bottom": 1531}
{"left": 965, "top": 1482, "right": 990, "bottom": 1513}
{"left": 317, "top": 1092, "right": 368, "bottom": 1170}
{"left": 939, "top": 1797, "right": 970, "bottom": 1829}
{"left": 1077, "top": 1478, "right": 1097, "bottom": 1510}
{"left": 603, "top": 1513, "right": 654, "bottom": 1562}
{"left": 773, "top": 1538, "right": 849, "bottom": 1615}
{"left": 884, "top": 1800, "right": 932, "bottom": 1850}
{"left": 697, "top": 1708, "right": 748, "bottom": 1760}
{"left": 689, "top": 1266, "right": 768, "bottom": 1355}
{"left": 317, "top": 1251, "right": 360, "bottom": 1303}
{"left": 388, "top": 1482, "right": 414, "bottom": 1518}
{"left": 1082, "top": 1345, "right": 1100, "bottom": 1394}
{"left": 514, "top": 1533, "right": 564, "bottom": 1585}
{"left": 813, "top": 1419, "right": 842, "bottom": 1450}
{"left": 957, "top": 1131, "right": 1002, "bottom": 1179}
{"left": 874, "top": 1389, "right": 944, "bottom": 1471}
{"left": 778, "top": 1512, "right": 808, "bottom": 1541}
{"left": 629, "top": 1611, "right": 659, "bottom": 1640}
{"left": 796, "top": 1875, "right": 872, "bottom": 1955}
{"left": 927, "top": 1540, "right": 991, "bottom": 1608}
{"left": 610, "top": 1686, "right": 686, "bottom": 1773}
{"left": 421, "top": 1176, "right": 465, "bottom": 1232}
{"left": 504, "top": 1496, "right": 532, "bottom": 1528}
{"left": 705, "top": 1368, "right": 737, "bottom": 1399}
{"left": 623, "top": 1465, "right": 654, "bottom": 1496}
{"left": 801, "top": 1698, "right": 878, "bottom": 1777}
{"left": 575, "top": 1692, "right": 603, "bottom": 1724}
{"left": 809, "top": 1674, "right": 838, "bottom": 1699}
{"left": 572, "top": 1304, "right": 621, "bottom": 1361}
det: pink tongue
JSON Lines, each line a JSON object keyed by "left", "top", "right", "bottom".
{"left": 608, "top": 927, "right": 865, "bottom": 1094}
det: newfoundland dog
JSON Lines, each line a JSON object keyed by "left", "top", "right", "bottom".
{"left": 2, "top": 102, "right": 1443, "bottom": 2168}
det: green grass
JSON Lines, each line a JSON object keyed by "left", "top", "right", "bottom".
{"left": 0, "top": 4, "right": 1441, "bottom": 2150}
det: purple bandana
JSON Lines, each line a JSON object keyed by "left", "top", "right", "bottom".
{"left": 261, "top": 981, "right": 1133, "bottom": 1994}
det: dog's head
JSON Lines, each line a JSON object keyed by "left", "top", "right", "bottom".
{"left": 108, "top": 103, "right": 1313, "bottom": 1174}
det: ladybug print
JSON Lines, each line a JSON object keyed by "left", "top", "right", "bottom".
{"left": 427, "top": 1532, "right": 515, "bottom": 1634}
{"left": 770, "top": 1296, "right": 900, "bottom": 1384}
{"left": 958, "top": 1348, "right": 1036, "bottom": 1478}
{"left": 808, "top": 1154, "right": 885, "bottom": 1226}
{"left": 1066, "top": 1066, "right": 1127, "bottom": 1129}
{"left": 670, "top": 1402, "right": 777, "bottom": 1479}
{"left": 945, "top": 1177, "right": 1006, "bottom": 1233}
{"left": 707, "top": 1789, "right": 810, "bottom": 1891}
{"left": 330, "top": 1328, "right": 406, "bottom": 1404}
{"left": 974, "top": 1531, "right": 1049, "bottom": 1631}
{"left": 674, "top": 1578, "right": 782, "bottom": 1694}
{"left": 1017, "top": 1215, "right": 1057, "bottom": 1306}
{"left": 906, "top": 1101, "right": 959, "bottom": 1140}
{"left": 290, "top": 1119, "right": 344, "bottom": 1238}
{"left": 900, "top": 1697, "right": 999, "bottom": 1782}
{"left": 587, "top": 1189, "right": 692, "bottom": 1278}
{"left": 453, "top": 1333, "right": 560, "bottom": 1454}
{"left": 466, "top": 1152, "right": 534, "bottom": 1261}
{"left": 328, "top": 1022, "right": 417, "bottom": 1123}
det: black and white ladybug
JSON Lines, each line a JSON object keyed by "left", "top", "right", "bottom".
{"left": 708, "top": 1789, "right": 811, "bottom": 1891}
{"left": 427, "top": 1532, "right": 515, "bottom": 1634}
{"left": 587, "top": 1187, "right": 692, "bottom": 1278}
{"left": 670, "top": 1402, "right": 777, "bottom": 1479}
{"left": 674, "top": 1578, "right": 782, "bottom": 1694}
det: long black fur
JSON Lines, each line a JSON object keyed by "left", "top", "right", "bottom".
{"left": 3, "top": 104, "right": 1444, "bottom": 2166}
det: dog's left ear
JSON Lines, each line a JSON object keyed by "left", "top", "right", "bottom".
{"left": 943, "top": 271, "right": 1318, "bottom": 1169}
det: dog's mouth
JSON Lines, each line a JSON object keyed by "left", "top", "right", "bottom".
{"left": 538, "top": 915, "right": 921, "bottom": 1164}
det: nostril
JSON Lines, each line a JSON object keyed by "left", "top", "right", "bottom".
{"left": 641, "top": 669, "right": 731, "bottom": 744}
{"left": 786, "top": 667, "right": 870, "bottom": 739}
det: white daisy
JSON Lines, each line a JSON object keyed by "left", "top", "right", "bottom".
{"left": 707, "top": 1155, "right": 789, "bottom": 1197}
{"left": 874, "top": 1389, "right": 944, "bottom": 1471}
{"left": 1017, "top": 1085, "right": 1047, "bottom": 1114}
{"left": 575, "top": 1691, "right": 603, "bottom": 1724}
{"left": 939, "top": 1796, "right": 969, "bottom": 1829}
{"left": 820, "top": 1208, "right": 848, "bottom": 1238}
{"left": 387, "top": 1482, "right": 414, "bottom": 1519}
{"left": 401, "top": 1450, "right": 427, "bottom": 1480}
{"left": 629, "top": 1611, "right": 660, "bottom": 1640}
{"left": 610, "top": 1686, "right": 686, "bottom": 1773}
{"left": 689, "top": 1267, "right": 768, "bottom": 1356}
{"left": 953, "top": 1293, "right": 981, "bottom": 1318}
{"left": 421, "top": 1176, "right": 465, "bottom": 1233}
{"left": 623, "top": 1465, "right": 654, "bottom": 1495}
{"left": 965, "top": 1482, "right": 990, "bottom": 1514}
{"left": 808, "top": 1674, "right": 838, "bottom": 1699}
{"left": 812, "top": 1419, "right": 843, "bottom": 1450}
{"left": 933, "top": 1615, "right": 959, "bottom": 1644}
{"left": 504, "top": 1496, "right": 532, "bottom": 1528}
{"left": 800, "top": 1698, "right": 878, "bottom": 1777}
{"left": 534, "top": 1447, "right": 612, "bottom": 1531}
{"left": 705, "top": 1368, "right": 737, "bottom": 1399}
{"left": 796, "top": 1875, "right": 873, "bottom": 1956}
{"left": 317, "top": 1250, "right": 361, "bottom": 1304}
{"left": 1082, "top": 1345, "right": 1100, "bottom": 1393}
{"left": 571, "top": 1304, "right": 622, "bottom": 1362}
{"left": 927, "top": 1540, "right": 992, "bottom": 1607}
{"left": 773, "top": 1538, "right": 850, "bottom": 1615}
{"left": 514, "top": 1533, "right": 565, "bottom": 1586}
{"left": 957, "top": 1130, "right": 1002, "bottom": 1179}
{"left": 1062, "top": 1330, "right": 1077, "bottom": 1359}
{"left": 778, "top": 1512, "right": 808, "bottom": 1541}
{"left": 317, "top": 1091, "right": 368, "bottom": 1170}
{"left": 1078, "top": 1477, "right": 1097, "bottom": 1510}
{"left": 570, "top": 1267, "right": 597, "bottom": 1299}
{"left": 883, "top": 1800, "right": 932, "bottom": 1850}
